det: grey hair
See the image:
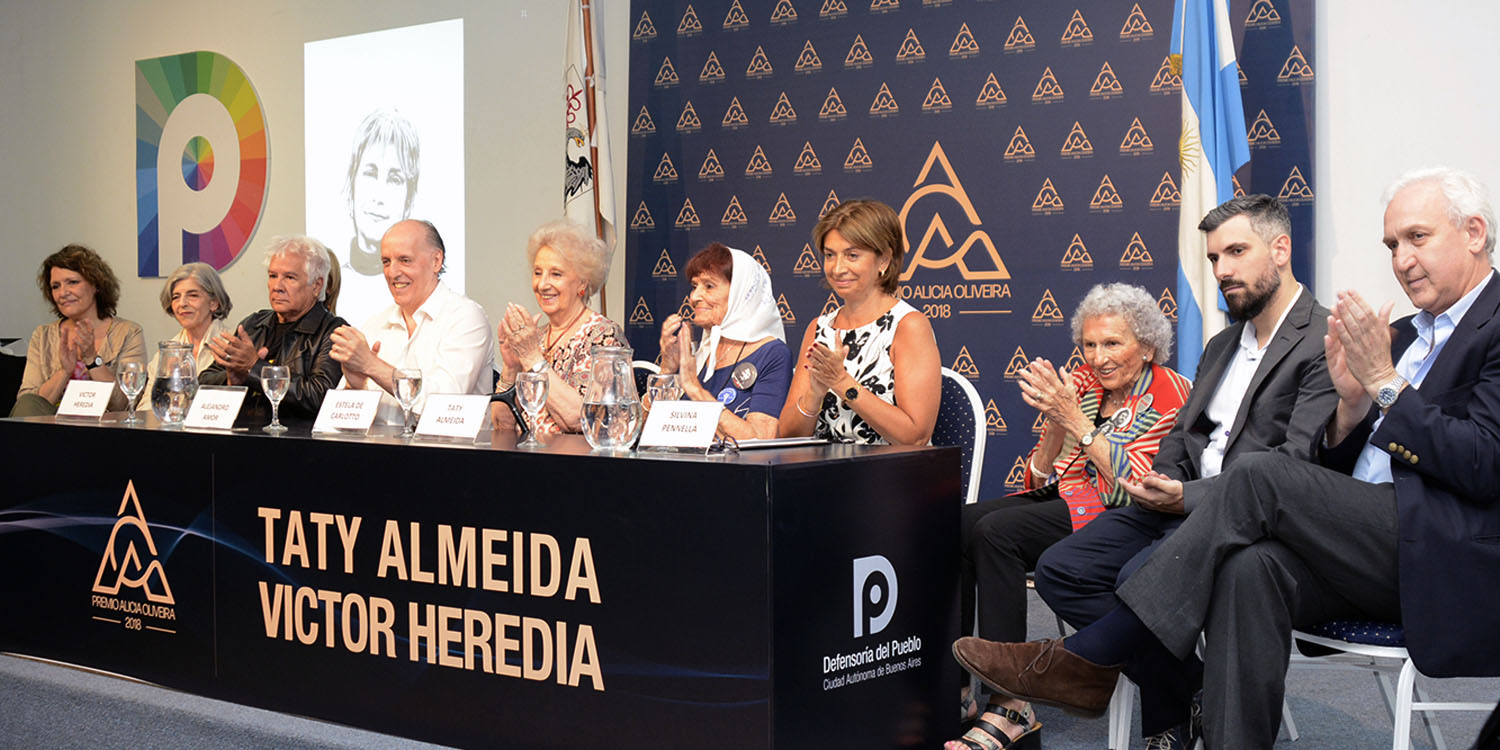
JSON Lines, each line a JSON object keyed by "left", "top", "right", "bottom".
{"left": 1070, "top": 283, "right": 1173, "bottom": 364}
{"left": 159, "top": 262, "right": 232, "bottom": 320}
{"left": 1198, "top": 194, "right": 1290, "bottom": 245}
{"left": 525, "top": 220, "right": 611, "bottom": 297}
{"left": 1382, "top": 166, "right": 1496, "bottom": 257}
{"left": 263, "top": 235, "right": 333, "bottom": 301}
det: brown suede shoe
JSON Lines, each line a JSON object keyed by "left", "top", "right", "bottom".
{"left": 951, "top": 637, "right": 1120, "bottom": 718}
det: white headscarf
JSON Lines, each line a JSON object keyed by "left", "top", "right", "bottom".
{"left": 694, "top": 247, "right": 786, "bottom": 377}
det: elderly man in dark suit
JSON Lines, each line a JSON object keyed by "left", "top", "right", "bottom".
{"left": 1024, "top": 194, "right": 1336, "bottom": 748}
{"left": 952, "top": 166, "right": 1500, "bottom": 749}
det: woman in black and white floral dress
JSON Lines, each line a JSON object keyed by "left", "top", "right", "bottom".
{"left": 778, "top": 199, "right": 941, "bottom": 445}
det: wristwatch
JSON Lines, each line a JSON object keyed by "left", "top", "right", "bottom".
{"left": 1078, "top": 431, "right": 1095, "bottom": 447}
{"left": 1374, "top": 375, "right": 1407, "bottom": 410}
{"left": 89, "top": 356, "right": 105, "bottom": 369}
{"left": 527, "top": 359, "right": 547, "bottom": 375}
{"left": 843, "top": 385, "right": 859, "bottom": 404}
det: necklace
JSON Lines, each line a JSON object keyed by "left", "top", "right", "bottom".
{"left": 545, "top": 305, "right": 589, "bottom": 352}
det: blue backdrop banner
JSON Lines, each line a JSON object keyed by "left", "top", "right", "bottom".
{"left": 624, "top": 0, "right": 1314, "bottom": 500}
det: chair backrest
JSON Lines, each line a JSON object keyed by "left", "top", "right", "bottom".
{"left": 932, "top": 367, "right": 986, "bottom": 505}
{"left": 632, "top": 360, "right": 661, "bottom": 399}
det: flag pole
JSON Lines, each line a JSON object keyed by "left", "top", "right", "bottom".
{"left": 581, "top": 0, "right": 608, "bottom": 314}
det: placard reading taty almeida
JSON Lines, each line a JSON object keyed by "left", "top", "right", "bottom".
{"left": 254, "top": 507, "right": 604, "bottom": 690}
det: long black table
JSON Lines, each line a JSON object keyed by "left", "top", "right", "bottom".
{"left": 0, "top": 416, "right": 961, "bottom": 748}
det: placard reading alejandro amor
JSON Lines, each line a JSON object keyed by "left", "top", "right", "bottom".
{"left": 252, "top": 506, "right": 605, "bottom": 690}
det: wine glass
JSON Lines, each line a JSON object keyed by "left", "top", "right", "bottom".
{"left": 394, "top": 368, "right": 423, "bottom": 437}
{"left": 117, "top": 361, "right": 146, "bottom": 426}
{"left": 646, "top": 373, "right": 682, "bottom": 403}
{"left": 515, "top": 370, "right": 549, "bottom": 447}
{"left": 261, "top": 365, "right": 290, "bottom": 434}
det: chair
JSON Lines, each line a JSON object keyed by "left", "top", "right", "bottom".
{"left": 632, "top": 360, "right": 660, "bottom": 399}
{"left": 1292, "top": 620, "right": 1496, "bottom": 750}
{"left": 933, "top": 367, "right": 986, "bottom": 505}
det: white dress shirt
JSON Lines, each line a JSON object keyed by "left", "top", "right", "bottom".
{"left": 341, "top": 281, "right": 495, "bottom": 425}
{"left": 1198, "top": 286, "right": 1304, "bottom": 478}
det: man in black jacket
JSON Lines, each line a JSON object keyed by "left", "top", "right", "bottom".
{"left": 202, "top": 235, "right": 347, "bottom": 420}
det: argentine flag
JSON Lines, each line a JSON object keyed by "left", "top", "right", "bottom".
{"left": 1173, "top": 0, "right": 1250, "bottom": 379}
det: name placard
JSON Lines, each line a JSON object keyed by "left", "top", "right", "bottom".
{"left": 415, "top": 394, "right": 491, "bottom": 440}
{"left": 312, "top": 389, "right": 382, "bottom": 434}
{"left": 56, "top": 380, "right": 114, "bottom": 419}
{"left": 183, "top": 386, "right": 247, "bottom": 430}
{"left": 638, "top": 400, "right": 724, "bottom": 450}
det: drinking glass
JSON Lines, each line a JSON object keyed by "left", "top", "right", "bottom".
{"left": 261, "top": 365, "right": 290, "bottom": 434}
{"left": 117, "top": 361, "right": 147, "bottom": 426}
{"left": 394, "top": 368, "right": 423, "bottom": 437}
{"left": 646, "top": 373, "right": 682, "bottom": 403}
{"left": 515, "top": 370, "right": 549, "bottom": 447}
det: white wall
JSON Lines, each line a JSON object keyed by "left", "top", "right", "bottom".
{"left": 3, "top": 1, "right": 1498, "bottom": 347}
{"left": 1315, "top": 2, "right": 1500, "bottom": 317}
{"left": 0, "top": 0, "right": 631, "bottom": 346}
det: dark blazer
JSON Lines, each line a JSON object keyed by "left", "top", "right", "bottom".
{"left": 1152, "top": 286, "right": 1338, "bottom": 511}
{"left": 200, "top": 303, "right": 347, "bottom": 419}
{"left": 1319, "top": 271, "right": 1500, "bottom": 676}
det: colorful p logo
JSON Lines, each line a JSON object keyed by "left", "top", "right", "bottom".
{"left": 136, "top": 51, "right": 268, "bottom": 276}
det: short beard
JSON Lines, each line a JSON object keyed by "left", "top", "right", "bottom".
{"left": 1225, "top": 271, "right": 1281, "bottom": 321}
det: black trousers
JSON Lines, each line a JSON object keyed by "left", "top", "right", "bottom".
{"left": 1116, "top": 453, "right": 1400, "bottom": 749}
{"left": 959, "top": 495, "right": 1071, "bottom": 686}
{"left": 1034, "top": 504, "right": 1201, "bottom": 736}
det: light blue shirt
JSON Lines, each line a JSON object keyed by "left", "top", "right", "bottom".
{"left": 1352, "top": 273, "right": 1494, "bottom": 483}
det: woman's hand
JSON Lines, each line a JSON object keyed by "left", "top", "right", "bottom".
{"left": 676, "top": 329, "right": 708, "bottom": 398}
{"left": 806, "top": 339, "right": 850, "bottom": 397}
{"left": 504, "top": 303, "right": 544, "bottom": 368}
{"left": 658, "top": 315, "right": 686, "bottom": 374}
{"left": 1018, "top": 358, "right": 1086, "bottom": 435}
{"left": 58, "top": 322, "right": 79, "bottom": 368}
{"left": 495, "top": 319, "right": 522, "bottom": 374}
{"left": 73, "top": 319, "right": 97, "bottom": 363}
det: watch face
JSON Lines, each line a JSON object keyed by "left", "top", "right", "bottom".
{"left": 844, "top": 386, "right": 858, "bottom": 401}
{"left": 1377, "top": 386, "right": 1398, "bottom": 407}
{"left": 1079, "top": 432, "right": 1094, "bottom": 447}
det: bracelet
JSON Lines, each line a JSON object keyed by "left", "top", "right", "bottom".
{"left": 796, "top": 397, "right": 818, "bottom": 419}
{"left": 1029, "top": 459, "right": 1050, "bottom": 480}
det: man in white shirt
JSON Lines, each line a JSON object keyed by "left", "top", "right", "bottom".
{"left": 330, "top": 219, "right": 494, "bottom": 426}
{"left": 1027, "top": 195, "right": 1337, "bottom": 748}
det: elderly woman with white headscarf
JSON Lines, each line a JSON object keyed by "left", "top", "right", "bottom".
{"left": 656, "top": 242, "right": 791, "bottom": 440}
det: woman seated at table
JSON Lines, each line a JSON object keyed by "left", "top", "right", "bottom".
{"left": 654, "top": 243, "right": 791, "bottom": 440}
{"left": 949, "top": 283, "right": 1189, "bottom": 750}
{"left": 491, "top": 220, "right": 624, "bottom": 436}
{"left": 777, "top": 199, "right": 941, "bottom": 445}
{"left": 138, "top": 262, "right": 233, "bottom": 411}
{"left": 12, "top": 245, "right": 146, "bottom": 417}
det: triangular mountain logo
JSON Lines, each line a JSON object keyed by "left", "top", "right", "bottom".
{"left": 1248, "top": 109, "right": 1282, "bottom": 148}
{"left": 651, "top": 249, "right": 677, "bottom": 278}
{"left": 794, "top": 142, "right": 823, "bottom": 175}
{"left": 631, "top": 106, "right": 657, "bottom": 135}
{"left": 1246, "top": 0, "right": 1282, "bottom": 28}
{"left": 1004, "top": 346, "right": 1030, "bottom": 378}
{"left": 1090, "top": 175, "right": 1123, "bottom": 212}
{"left": 923, "top": 78, "right": 953, "bottom": 113}
{"left": 870, "top": 82, "right": 900, "bottom": 116}
{"left": 1060, "top": 122, "right": 1094, "bottom": 158}
{"left": 1033, "top": 67, "right": 1064, "bottom": 103}
{"left": 1277, "top": 46, "right": 1314, "bottom": 83}
{"left": 1004, "top": 456, "right": 1028, "bottom": 489}
{"left": 746, "top": 46, "right": 775, "bottom": 78}
{"left": 723, "top": 0, "right": 751, "bottom": 30}
{"left": 699, "top": 149, "right": 725, "bottom": 181}
{"left": 976, "top": 73, "right": 1008, "bottom": 109}
{"left": 675, "top": 198, "right": 701, "bottom": 229}
{"left": 1120, "top": 4, "right": 1154, "bottom": 40}
{"left": 676, "top": 101, "right": 702, "bottom": 132}
{"left": 796, "top": 40, "right": 823, "bottom": 74}
{"left": 898, "top": 142, "right": 1012, "bottom": 281}
{"left": 678, "top": 295, "right": 694, "bottom": 321}
{"left": 771, "top": 0, "right": 799, "bottom": 24}
{"left": 631, "top": 202, "right": 656, "bottom": 230}
{"left": 1061, "top": 234, "right": 1094, "bottom": 270}
{"left": 1120, "top": 117, "right": 1154, "bottom": 154}
{"left": 678, "top": 5, "right": 703, "bottom": 36}
{"left": 722, "top": 196, "right": 749, "bottom": 227}
{"left": 629, "top": 298, "right": 654, "bottom": 325}
{"left": 1032, "top": 178, "right": 1064, "bottom": 214}
{"left": 777, "top": 293, "right": 796, "bottom": 323}
{"left": 699, "top": 51, "right": 726, "bottom": 84}
{"left": 1005, "top": 16, "right": 1036, "bottom": 52}
{"left": 1004, "top": 126, "right": 1035, "bottom": 162}
{"left": 870, "top": 0, "right": 900, "bottom": 13}
{"left": 985, "top": 400, "right": 1007, "bottom": 434}
{"left": 769, "top": 193, "right": 798, "bottom": 226}
{"left": 1279, "top": 166, "right": 1314, "bottom": 204}
{"left": 794, "top": 243, "right": 822, "bottom": 275}
{"left": 92, "top": 481, "right": 176, "bottom": 604}
{"left": 1157, "top": 288, "right": 1178, "bottom": 321}
{"left": 652, "top": 153, "right": 678, "bottom": 183}
{"left": 846, "top": 34, "right": 875, "bottom": 68}
{"left": 819, "top": 86, "right": 848, "bottom": 121}
{"left": 1032, "top": 290, "right": 1064, "bottom": 325}
{"left": 896, "top": 29, "right": 926, "bottom": 63}
{"left": 820, "top": 190, "right": 842, "bottom": 218}
{"left": 723, "top": 97, "right": 750, "bottom": 129}
{"left": 1065, "top": 347, "right": 1088, "bottom": 374}
{"left": 1149, "top": 56, "right": 1182, "bottom": 94}
{"left": 844, "top": 138, "right": 873, "bottom": 172}
{"left": 654, "top": 57, "right": 680, "bottom": 88}
{"left": 820, "top": 0, "right": 849, "bottom": 19}
{"left": 751, "top": 245, "right": 773, "bottom": 273}
{"left": 1149, "top": 172, "right": 1181, "bottom": 209}
{"left": 1233, "top": 175, "right": 1247, "bottom": 199}
{"left": 820, "top": 293, "right": 840, "bottom": 317}
{"left": 632, "top": 11, "right": 658, "bottom": 42}
{"left": 951, "top": 22, "right": 980, "bottom": 58}
{"left": 769, "top": 92, "right": 798, "bottom": 124}
{"left": 1120, "top": 232, "right": 1154, "bottom": 268}
{"left": 952, "top": 346, "right": 980, "bottom": 379}
{"left": 1090, "top": 62, "right": 1124, "bottom": 99}
{"left": 1061, "top": 9, "right": 1094, "bottom": 46}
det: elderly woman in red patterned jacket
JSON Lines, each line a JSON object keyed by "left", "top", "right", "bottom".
{"left": 950, "top": 283, "right": 1190, "bottom": 750}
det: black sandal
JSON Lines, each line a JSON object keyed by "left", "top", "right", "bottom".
{"left": 948, "top": 704, "right": 1041, "bottom": 750}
